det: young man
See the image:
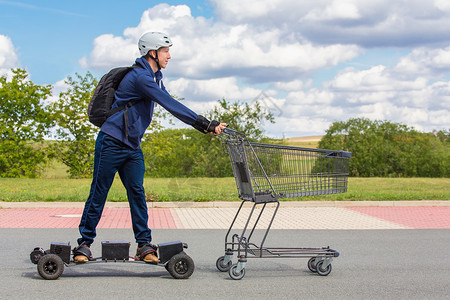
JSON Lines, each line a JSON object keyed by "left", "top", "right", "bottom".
{"left": 73, "top": 32, "right": 227, "bottom": 263}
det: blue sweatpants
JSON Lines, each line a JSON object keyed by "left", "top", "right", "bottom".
{"left": 77, "top": 131, "right": 152, "bottom": 246}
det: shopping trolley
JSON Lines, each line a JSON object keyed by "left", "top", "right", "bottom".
{"left": 215, "top": 128, "right": 351, "bottom": 280}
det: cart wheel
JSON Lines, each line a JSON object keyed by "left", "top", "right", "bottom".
{"left": 228, "top": 264, "right": 245, "bottom": 280}
{"left": 216, "top": 256, "right": 232, "bottom": 272}
{"left": 316, "top": 260, "right": 332, "bottom": 276}
{"left": 166, "top": 252, "right": 195, "bottom": 279}
{"left": 307, "top": 257, "right": 318, "bottom": 273}
{"left": 37, "top": 254, "right": 64, "bottom": 280}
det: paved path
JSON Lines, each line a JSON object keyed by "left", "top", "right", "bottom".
{"left": 1, "top": 201, "right": 449, "bottom": 229}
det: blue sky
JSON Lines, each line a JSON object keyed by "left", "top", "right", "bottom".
{"left": 1, "top": 0, "right": 449, "bottom": 137}
{"left": 0, "top": 0, "right": 213, "bottom": 84}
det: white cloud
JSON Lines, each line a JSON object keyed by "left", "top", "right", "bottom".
{"left": 80, "top": 4, "right": 361, "bottom": 82}
{"left": 45, "top": 78, "right": 70, "bottom": 105}
{"left": 77, "top": 2, "right": 450, "bottom": 137}
{"left": 0, "top": 35, "right": 19, "bottom": 76}
{"left": 303, "top": 0, "right": 361, "bottom": 21}
{"left": 260, "top": 43, "right": 450, "bottom": 137}
{"left": 275, "top": 79, "right": 312, "bottom": 92}
{"left": 268, "top": 115, "right": 334, "bottom": 138}
{"left": 79, "top": 34, "right": 138, "bottom": 69}
{"left": 394, "top": 47, "right": 450, "bottom": 78}
{"left": 272, "top": 57, "right": 449, "bottom": 136}
{"left": 329, "top": 65, "right": 429, "bottom": 94}
{"left": 435, "top": 0, "right": 450, "bottom": 12}
{"left": 79, "top": 4, "right": 202, "bottom": 71}
{"left": 166, "top": 77, "right": 261, "bottom": 103}
{"left": 123, "top": 4, "right": 195, "bottom": 38}
{"left": 212, "top": 0, "right": 450, "bottom": 46}
{"left": 211, "top": 0, "right": 323, "bottom": 24}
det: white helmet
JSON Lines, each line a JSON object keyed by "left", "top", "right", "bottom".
{"left": 138, "top": 32, "right": 173, "bottom": 56}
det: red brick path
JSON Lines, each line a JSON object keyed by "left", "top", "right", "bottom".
{"left": 347, "top": 207, "right": 450, "bottom": 229}
{"left": 0, "top": 207, "right": 177, "bottom": 229}
{"left": 0, "top": 206, "right": 449, "bottom": 229}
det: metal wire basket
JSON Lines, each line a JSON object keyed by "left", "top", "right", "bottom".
{"left": 222, "top": 128, "right": 351, "bottom": 203}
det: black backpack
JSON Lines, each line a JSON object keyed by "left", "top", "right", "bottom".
{"left": 88, "top": 64, "right": 142, "bottom": 127}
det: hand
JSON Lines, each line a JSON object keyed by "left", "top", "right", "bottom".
{"left": 212, "top": 123, "right": 227, "bottom": 135}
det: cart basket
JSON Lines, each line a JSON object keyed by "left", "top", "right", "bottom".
{"left": 221, "top": 128, "right": 351, "bottom": 203}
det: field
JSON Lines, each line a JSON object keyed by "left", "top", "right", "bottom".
{"left": 283, "top": 136, "right": 322, "bottom": 148}
{"left": 2, "top": 136, "right": 447, "bottom": 203}
{"left": 0, "top": 177, "right": 448, "bottom": 202}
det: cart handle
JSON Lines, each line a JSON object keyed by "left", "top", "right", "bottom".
{"left": 222, "top": 127, "right": 245, "bottom": 136}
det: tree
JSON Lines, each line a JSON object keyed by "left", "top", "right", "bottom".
{"left": 207, "top": 99, "right": 275, "bottom": 140}
{"left": 50, "top": 72, "right": 176, "bottom": 178}
{"left": 318, "top": 118, "right": 449, "bottom": 177}
{"left": 141, "top": 98, "right": 275, "bottom": 177}
{"left": 0, "top": 69, "right": 53, "bottom": 177}
{"left": 49, "top": 72, "right": 98, "bottom": 178}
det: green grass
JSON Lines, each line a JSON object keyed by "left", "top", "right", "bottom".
{"left": 309, "top": 177, "right": 450, "bottom": 201}
{"left": 0, "top": 177, "right": 448, "bottom": 202}
{"left": 41, "top": 159, "right": 70, "bottom": 179}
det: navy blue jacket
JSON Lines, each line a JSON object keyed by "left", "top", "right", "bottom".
{"left": 101, "top": 57, "right": 198, "bottom": 149}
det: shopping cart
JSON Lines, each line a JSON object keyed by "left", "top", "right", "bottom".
{"left": 216, "top": 128, "right": 351, "bottom": 280}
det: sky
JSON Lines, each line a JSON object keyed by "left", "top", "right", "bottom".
{"left": 0, "top": 0, "right": 449, "bottom": 138}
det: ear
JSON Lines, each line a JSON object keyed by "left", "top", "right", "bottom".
{"left": 149, "top": 50, "right": 157, "bottom": 58}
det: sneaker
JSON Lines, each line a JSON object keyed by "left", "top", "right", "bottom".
{"left": 136, "top": 243, "right": 159, "bottom": 264}
{"left": 73, "top": 243, "right": 92, "bottom": 263}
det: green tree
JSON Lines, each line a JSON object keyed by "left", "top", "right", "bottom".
{"left": 50, "top": 72, "right": 175, "bottom": 178}
{"left": 0, "top": 68, "right": 53, "bottom": 177}
{"left": 207, "top": 99, "right": 275, "bottom": 140}
{"left": 141, "top": 98, "right": 275, "bottom": 177}
{"left": 142, "top": 128, "right": 232, "bottom": 177}
{"left": 49, "top": 72, "right": 98, "bottom": 178}
{"left": 319, "top": 118, "right": 449, "bottom": 177}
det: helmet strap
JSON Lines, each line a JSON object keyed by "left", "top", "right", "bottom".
{"left": 150, "top": 50, "right": 161, "bottom": 70}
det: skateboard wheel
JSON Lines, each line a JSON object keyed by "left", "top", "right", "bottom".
{"left": 166, "top": 252, "right": 194, "bottom": 279}
{"left": 37, "top": 254, "right": 64, "bottom": 280}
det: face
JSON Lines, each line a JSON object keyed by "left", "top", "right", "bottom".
{"left": 156, "top": 47, "right": 171, "bottom": 69}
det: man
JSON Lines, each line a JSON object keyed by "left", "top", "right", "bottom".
{"left": 73, "top": 32, "right": 227, "bottom": 264}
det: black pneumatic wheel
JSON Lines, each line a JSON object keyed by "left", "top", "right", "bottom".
{"left": 228, "top": 264, "right": 245, "bottom": 280}
{"left": 30, "top": 248, "right": 45, "bottom": 264}
{"left": 37, "top": 254, "right": 64, "bottom": 280}
{"left": 216, "top": 256, "right": 232, "bottom": 272}
{"left": 166, "top": 252, "right": 195, "bottom": 279}
{"left": 316, "top": 260, "right": 332, "bottom": 276}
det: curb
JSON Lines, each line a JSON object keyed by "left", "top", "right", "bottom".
{"left": 0, "top": 200, "right": 448, "bottom": 209}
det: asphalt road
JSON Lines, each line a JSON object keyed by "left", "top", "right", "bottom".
{"left": 1, "top": 228, "right": 449, "bottom": 299}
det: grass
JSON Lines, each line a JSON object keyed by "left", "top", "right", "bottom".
{"left": 0, "top": 177, "right": 448, "bottom": 202}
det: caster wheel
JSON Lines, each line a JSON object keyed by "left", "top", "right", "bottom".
{"left": 37, "top": 254, "right": 64, "bottom": 280}
{"left": 316, "top": 260, "right": 332, "bottom": 276}
{"left": 307, "top": 257, "right": 318, "bottom": 273}
{"left": 228, "top": 263, "right": 245, "bottom": 280}
{"left": 166, "top": 252, "right": 195, "bottom": 279}
{"left": 216, "top": 256, "right": 232, "bottom": 272}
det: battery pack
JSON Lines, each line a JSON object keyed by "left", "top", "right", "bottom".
{"left": 50, "top": 242, "right": 71, "bottom": 264}
{"left": 158, "top": 241, "right": 183, "bottom": 264}
{"left": 101, "top": 241, "right": 130, "bottom": 260}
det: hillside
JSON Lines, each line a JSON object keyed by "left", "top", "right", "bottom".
{"left": 283, "top": 136, "right": 322, "bottom": 148}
